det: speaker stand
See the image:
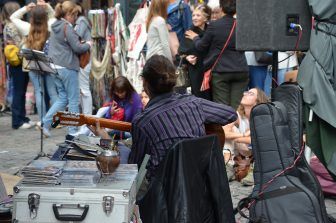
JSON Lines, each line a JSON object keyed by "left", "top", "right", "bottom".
{"left": 272, "top": 51, "right": 279, "bottom": 89}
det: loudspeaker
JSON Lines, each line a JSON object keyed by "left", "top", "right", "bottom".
{"left": 236, "top": 0, "right": 312, "bottom": 51}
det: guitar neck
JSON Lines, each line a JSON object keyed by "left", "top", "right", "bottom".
{"left": 83, "top": 116, "right": 132, "bottom": 132}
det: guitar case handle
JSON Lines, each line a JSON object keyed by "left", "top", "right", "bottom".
{"left": 52, "top": 204, "right": 89, "bottom": 221}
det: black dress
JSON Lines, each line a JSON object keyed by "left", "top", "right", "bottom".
{"left": 178, "top": 25, "right": 211, "bottom": 100}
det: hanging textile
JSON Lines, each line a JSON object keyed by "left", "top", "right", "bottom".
{"left": 126, "top": 53, "right": 146, "bottom": 92}
{"left": 127, "top": 6, "right": 148, "bottom": 59}
{"left": 108, "top": 4, "right": 129, "bottom": 77}
{"left": 90, "top": 39, "right": 114, "bottom": 109}
{"left": 91, "top": 40, "right": 111, "bottom": 80}
{"left": 88, "top": 9, "right": 106, "bottom": 38}
{"left": 125, "top": 4, "right": 148, "bottom": 92}
{"left": 90, "top": 5, "right": 130, "bottom": 108}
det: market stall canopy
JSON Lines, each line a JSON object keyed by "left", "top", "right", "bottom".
{"left": 297, "top": 0, "right": 336, "bottom": 179}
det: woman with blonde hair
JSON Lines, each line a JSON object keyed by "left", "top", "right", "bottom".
{"left": 186, "top": 0, "right": 249, "bottom": 110}
{"left": 11, "top": 1, "right": 58, "bottom": 127}
{"left": 179, "top": 4, "right": 212, "bottom": 100}
{"left": 146, "top": 0, "right": 172, "bottom": 62}
{"left": 42, "top": 0, "right": 91, "bottom": 138}
{"left": 2, "top": 1, "right": 32, "bottom": 129}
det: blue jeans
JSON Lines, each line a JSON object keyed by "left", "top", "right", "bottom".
{"left": 248, "top": 66, "right": 268, "bottom": 90}
{"left": 10, "top": 66, "right": 30, "bottom": 128}
{"left": 29, "top": 72, "right": 58, "bottom": 120}
{"left": 43, "top": 68, "right": 79, "bottom": 135}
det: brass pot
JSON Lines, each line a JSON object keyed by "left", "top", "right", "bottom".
{"left": 96, "top": 150, "right": 120, "bottom": 175}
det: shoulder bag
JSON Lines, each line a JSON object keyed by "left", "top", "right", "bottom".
{"left": 200, "top": 20, "right": 236, "bottom": 91}
{"left": 175, "top": 55, "right": 190, "bottom": 88}
{"left": 64, "top": 24, "right": 90, "bottom": 69}
{"left": 3, "top": 26, "right": 21, "bottom": 67}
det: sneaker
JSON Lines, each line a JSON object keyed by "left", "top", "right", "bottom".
{"left": 19, "top": 123, "right": 33, "bottom": 129}
{"left": 43, "top": 127, "right": 51, "bottom": 138}
{"left": 28, "top": 120, "right": 36, "bottom": 126}
{"left": 241, "top": 166, "right": 254, "bottom": 186}
{"left": 35, "top": 121, "right": 42, "bottom": 130}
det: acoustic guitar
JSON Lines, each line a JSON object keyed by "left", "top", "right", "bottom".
{"left": 52, "top": 111, "right": 225, "bottom": 147}
{"left": 52, "top": 111, "right": 132, "bottom": 132}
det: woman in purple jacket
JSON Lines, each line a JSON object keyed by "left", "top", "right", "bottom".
{"left": 105, "top": 76, "right": 143, "bottom": 122}
{"left": 76, "top": 76, "right": 142, "bottom": 139}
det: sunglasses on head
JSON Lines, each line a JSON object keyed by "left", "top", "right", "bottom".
{"left": 243, "top": 91, "right": 255, "bottom": 96}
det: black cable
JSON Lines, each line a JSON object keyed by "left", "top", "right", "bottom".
{"left": 277, "top": 53, "right": 295, "bottom": 64}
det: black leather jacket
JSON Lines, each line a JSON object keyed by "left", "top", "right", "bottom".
{"left": 138, "top": 135, "right": 235, "bottom": 223}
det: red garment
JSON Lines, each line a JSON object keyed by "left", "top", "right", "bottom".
{"left": 102, "top": 101, "right": 125, "bottom": 121}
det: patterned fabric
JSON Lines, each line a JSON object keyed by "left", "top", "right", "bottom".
{"left": 88, "top": 10, "right": 106, "bottom": 38}
{"left": 3, "top": 22, "right": 22, "bottom": 46}
{"left": 129, "top": 93, "right": 237, "bottom": 179}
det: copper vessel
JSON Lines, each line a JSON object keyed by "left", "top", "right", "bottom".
{"left": 96, "top": 148, "right": 120, "bottom": 175}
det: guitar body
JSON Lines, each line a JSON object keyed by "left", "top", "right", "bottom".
{"left": 205, "top": 124, "right": 225, "bottom": 148}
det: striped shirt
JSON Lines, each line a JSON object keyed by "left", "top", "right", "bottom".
{"left": 128, "top": 93, "right": 237, "bottom": 179}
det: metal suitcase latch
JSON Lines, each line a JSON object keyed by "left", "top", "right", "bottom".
{"left": 28, "top": 193, "right": 40, "bottom": 219}
{"left": 102, "top": 196, "right": 114, "bottom": 215}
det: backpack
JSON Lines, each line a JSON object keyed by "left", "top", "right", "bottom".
{"left": 4, "top": 45, "right": 21, "bottom": 66}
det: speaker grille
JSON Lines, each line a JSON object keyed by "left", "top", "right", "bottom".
{"left": 236, "top": 0, "right": 312, "bottom": 51}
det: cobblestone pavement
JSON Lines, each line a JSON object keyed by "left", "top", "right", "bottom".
{"left": 0, "top": 113, "right": 335, "bottom": 221}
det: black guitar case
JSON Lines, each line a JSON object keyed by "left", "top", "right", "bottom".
{"left": 249, "top": 101, "right": 326, "bottom": 223}
{"left": 272, "top": 83, "right": 329, "bottom": 222}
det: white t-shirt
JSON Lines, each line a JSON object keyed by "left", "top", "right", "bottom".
{"left": 278, "top": 51, "right": 298, "bottom": 69}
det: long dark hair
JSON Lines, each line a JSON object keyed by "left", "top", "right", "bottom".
{"left": 142, "top": 55, "right": 176, "bottom": 97}
{"left": 109, "top": 76, "right": 136, "bottom": 102}
{"left": 220, "top": 0, "right": 236, "bottom": 16}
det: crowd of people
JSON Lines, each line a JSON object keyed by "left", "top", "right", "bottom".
{"left": 1, "top": 0, "right": 302, "bottom": 190}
